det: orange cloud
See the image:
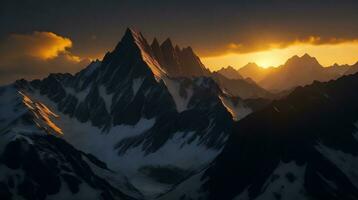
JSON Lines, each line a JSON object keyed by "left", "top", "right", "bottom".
{"left": 0, "top": 31, "right": 81, "bottom": 62}
{"left": 0, "top": 31, "right": 90, "bottom": 85}
{"left": 11, "top": 31, "right": 73, "bottom": 59}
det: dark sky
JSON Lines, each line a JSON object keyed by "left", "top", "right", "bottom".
{"left": 1, "top": 0, "right": 358, "bottom": 84}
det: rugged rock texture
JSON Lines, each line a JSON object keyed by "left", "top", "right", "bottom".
{"left": 0, "top": 28, "right": 255, "bottom": 199}
{"left": 162, "top": 72, "right": 358, "bottom": 200}
{"left": 151, "top": 38, "right": 210, "bottom": 78}
{"left": 205, "top": 72, "right": 358, "bottom": 200}
{"left": 259, "top": 54, "right": 333, "bottom": 91}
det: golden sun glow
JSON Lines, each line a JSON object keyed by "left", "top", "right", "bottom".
{"left": 253, "top": 54, "right": 278, "bottom": 68}
{"left": 202, "top": 41, "right": 358, "bottom": 71}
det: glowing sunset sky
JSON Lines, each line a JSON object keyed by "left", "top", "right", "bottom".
{"left": 202, "top": 41, "right": 358, "bottom": 70}
{"left": 1, "top": 0, "right": 358, "bottom": 83}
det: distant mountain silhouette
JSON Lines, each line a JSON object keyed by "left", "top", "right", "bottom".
{"left": 326, "top": 63, "right": 350, "bottom": 76}
{"left": 237, "top": 54, "right": 357, "bottom": 92}
{"left": 258, "top": 54, "right": 339, "bottom": 91}
{"left": 238, "top": 62, "right": 275, "bottom": 83}
{"left": 345, "top": 62, "right": 358, "bottom": 75}
{"left": 213, "top": 66, "right": 272, "bottom": 98}
{"left": 211, "top": 72, "right": 272, "bottom": 99}
{"left": 216, "top": 66, "right": 243, "bottom": 80}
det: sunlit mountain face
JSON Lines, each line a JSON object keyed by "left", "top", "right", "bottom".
{"left": 1, "top": 1, "right": 358, "bottom": 200}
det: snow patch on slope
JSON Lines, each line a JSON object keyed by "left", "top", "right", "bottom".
{"left": 0, "top": 85, "right": 24, "bottom": 130}
{"left": 99, "top": 85, "right": 113, "bottom": 112}
{"left": 163, "top": 78, "right": 193, "bottom": 112}
{"left": 132, "top": 78, "right": 144, "bottom": 96}
{"left": 115, "top": 131, "right": 221, "bottom": 197}
{"left": 47, "top": 180, "right": 102, "bottom": 200}
{"left": 25, "top": 89, "right": 224, "bottom": 197}
{"left": 82, "top": 155, "right": 142, "bottom": 199}
{"left": 235, "top": 161, "right": 307, "bottom": 200}
{"left": 219, "top": 95, "right": 252, "bottom": 121}
{"left": 59, "top": 117, "right": 155, "bottom": 168}
{"left": 316, "top": 142, "right": 358, "bottom": 188}
{"left": 0, "top": 86, "right": 44, "bottom": 153}
{"left": 24, "top": 90, "right": 155, "bottom": 166}
{"left": 157, "top": 170, "right": 208, "bottom": 200}
{"left": 0, "top": 165, "right": 26, "bottom": 200}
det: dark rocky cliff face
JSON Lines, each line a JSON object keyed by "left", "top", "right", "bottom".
{"left": 0, "top": 135, "right": 137, "bottom": 200}
{"left": 204, "top": 73, "right": 358, "bottom": 200}
{"left": 151, "top": 38, "right": 211, "bottom": 78}
{"left": 17, "top": 29, "right": 237, "bottom": 153}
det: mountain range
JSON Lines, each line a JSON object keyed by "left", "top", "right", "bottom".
{"left": 238, "top": 63, "right": 275, "bottom": 83}
{"left": 226, "top": 54, "right": 358, "bottom": 92}
{"left": 213, "top": 66, "right": 271, "bottom": 99}
{"left": 345, "top": 62, "right": 358, "bottom": 76}
{"left": 216, "top": 66, "right": 243, "bottom": 80}
{"left": 0, "top": 28, "right": 254, "bottom": 200}
{"left": 1, "top": 28, "right": 358, "bottom": 200}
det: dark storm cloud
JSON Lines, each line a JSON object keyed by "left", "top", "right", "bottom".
{"left": 0, "top": 0, "right": 358, "bottom": 83}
